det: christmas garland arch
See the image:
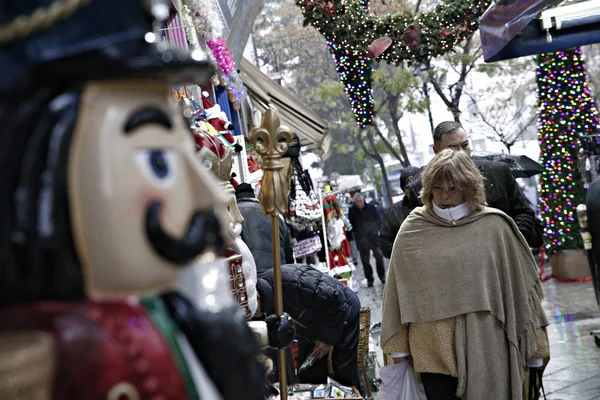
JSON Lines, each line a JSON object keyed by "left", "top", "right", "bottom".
{"left": 295, "top": 0, "right": 490, "bottom": 127}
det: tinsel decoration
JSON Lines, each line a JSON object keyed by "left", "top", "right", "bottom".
{"left": 207, "top": 38, "right": 236, "bottom": 76}
{"left": 224, "top": 73, "right": 248, "bottom": 111}
{"left": 295, "top": 0, "right": 489, "bottom": 127}
{"left": 184, "top": 0, "right": 225, "bottom": 38}
{"left": 180, "top": 0, "right": 247, "bottom": 108}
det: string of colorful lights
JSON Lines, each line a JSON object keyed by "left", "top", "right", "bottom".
{"left": 536, "top": 48, "right": 599, "bottom": 254}
{"left": 295, "top": 0, "right": 489, "bottom": 127}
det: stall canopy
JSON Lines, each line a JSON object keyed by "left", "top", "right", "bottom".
{"left": 239, "top": 57, "right": 331, "bottom": 157}
{"left": 481, "top": 0, "right": 600, "bottom": 62}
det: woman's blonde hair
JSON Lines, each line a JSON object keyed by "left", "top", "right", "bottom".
{"left": 420, "top": 148, "right": 486, "bottom": 210}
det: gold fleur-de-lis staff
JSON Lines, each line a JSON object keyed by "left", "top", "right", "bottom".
{"left": 249, "top": 109, "right": 292, "bottom": 400}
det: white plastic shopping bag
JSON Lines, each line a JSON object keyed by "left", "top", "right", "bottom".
{"left": 380, "top": 361, "right": 427, "bottom": 400}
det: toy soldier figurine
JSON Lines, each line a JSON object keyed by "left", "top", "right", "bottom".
{"left": 0, "top": 0, "right": 265, "bottom": 399}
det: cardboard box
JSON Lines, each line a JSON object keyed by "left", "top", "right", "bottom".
{"left": 550, "top": 249, "right": 591, "bottom": 280}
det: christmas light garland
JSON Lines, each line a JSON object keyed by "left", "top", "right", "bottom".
{"left": 536, "top": 48, "right": 600, "bottom": 254}
{"left": 295, "top": 0, "right": 489, "bottom": 127}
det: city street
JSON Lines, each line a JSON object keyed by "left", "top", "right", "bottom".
{"left": 354, "top": 258, "right": 600, "bottom": 399}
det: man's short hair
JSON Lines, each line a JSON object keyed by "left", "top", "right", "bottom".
{"left": 433, "top": 121, "right": 464, "bottom": 147}
{"left": 353, "top": 193, "right": 364, "bottom": 202}
{"left": 420, "top": 148, "right": 486, "bottom": 211}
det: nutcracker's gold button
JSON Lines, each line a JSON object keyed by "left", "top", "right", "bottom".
{"left": 107, "top": 382, "right": 139, "bottom": 400}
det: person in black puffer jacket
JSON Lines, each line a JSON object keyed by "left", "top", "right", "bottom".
{"left": 378, "top": 166, "right": 421, "bottom": 259}
{"left": 236, "top": 183, "right": 294, "bottom": 276}
{"left": 255, "top": 264, "right": 361, "bottom": 389}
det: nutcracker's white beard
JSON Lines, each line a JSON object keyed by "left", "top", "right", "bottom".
{"left": 177, "top": 251, "right": 236, "bottom": 312}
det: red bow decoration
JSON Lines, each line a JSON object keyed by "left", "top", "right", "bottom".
{"left": 401, "top": 25, "right": 422, "bottom": 49}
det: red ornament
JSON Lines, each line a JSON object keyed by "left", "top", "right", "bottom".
{"left": 401, "top": 25, "right": 422, "bottom": 49}
{"left": 317, "top": 1, "right": 335, "bottom": 18}
{"left": 367, "top": 36, "right": 393, "bottom": 59}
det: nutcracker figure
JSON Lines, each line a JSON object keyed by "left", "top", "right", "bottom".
{"left": 0, "top": 1, "right": 265, "bottom": 399}
{"left": 188, "top": 125, "right": 259, "bottom": 318}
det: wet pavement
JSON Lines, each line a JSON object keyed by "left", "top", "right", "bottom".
{"left": 353, "top": 256, "right": 600, "bottom": 399}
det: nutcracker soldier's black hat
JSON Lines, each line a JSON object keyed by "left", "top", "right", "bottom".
{"left": 0, "top": 0, "right": 215, "bottom": 92}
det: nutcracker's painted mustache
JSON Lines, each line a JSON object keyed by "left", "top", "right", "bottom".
{"left": 145, "top": 200, "right": 223, "bottom": 264}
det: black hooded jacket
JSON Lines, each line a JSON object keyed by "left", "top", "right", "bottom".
{"left": 256, "top": 265, "right": 361, "bottom": 347}
{"left": 587, "top": 176, "right": 600, "bottom": 295}
{"left": 348, "top": 203, "right": 381, "bottom": 249}
{"left": 237, "top": 197, "right": 294, "bottom": 276}
{"left": 378, "top": 196, "right": 418, "bottom": 258}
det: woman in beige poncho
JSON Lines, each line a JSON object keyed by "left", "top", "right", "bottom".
{"left": 381, "top": 149, "right": 549, "bottom": 400}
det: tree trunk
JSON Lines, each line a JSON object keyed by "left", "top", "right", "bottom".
{"left": 423, "top": 82, "right": 435, "bottom": 136}
{"left": 352, "top": 132, "right": 394, "bottom": 207}
{"left": 451, "top": 108, "right": 462, "bottom": 123}
{"left": 388, "top": 97, "right": 411, "bottom": 167}
{"left": 365, "top": 132, "right": 394, "bottom": 207}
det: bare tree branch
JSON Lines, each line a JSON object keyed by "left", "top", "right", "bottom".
{"left": 414, "top": 0, "right": 423, "bottom": 14}
{"left": 373, "top": 120, "right": 403, "bottom": 161}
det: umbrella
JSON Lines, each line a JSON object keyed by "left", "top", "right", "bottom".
{"left": 473, "top": 153, "right": 544, "bottom": 178}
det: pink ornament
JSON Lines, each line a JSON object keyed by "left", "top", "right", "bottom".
{"left": 367, "top": 37, "right": 392, "bottom": 59}
{"left": 207, "top": 38, "right": 236, "bottom": 76}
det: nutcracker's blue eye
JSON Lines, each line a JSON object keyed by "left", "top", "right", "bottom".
{"left": 136, "top": 149, "right": 177, "bottom": 186}
{"left": 149, "top": 150, "right": 169, "bottom": 178}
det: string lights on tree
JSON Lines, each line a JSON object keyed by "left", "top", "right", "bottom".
{"left": 295, "top": 0, "right": 489, "bottom": 127}
{"left": 536, "top": 48, "right": 600, "bottom": 254}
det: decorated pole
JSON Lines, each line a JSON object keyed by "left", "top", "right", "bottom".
{"left": 249, "top": 108, "right": 293, "bottom": 399}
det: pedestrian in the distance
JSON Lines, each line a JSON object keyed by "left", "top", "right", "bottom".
{"left": 348, "top": 193, "right": 385, "bottom": 287}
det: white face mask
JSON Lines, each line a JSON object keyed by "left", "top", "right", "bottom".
{"left": 432, "top": 201, "right": 471, "bottom": 222}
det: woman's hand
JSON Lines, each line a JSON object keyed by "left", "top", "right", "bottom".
{"left": 392, "top": 355, "right": 413, "bottom": 367}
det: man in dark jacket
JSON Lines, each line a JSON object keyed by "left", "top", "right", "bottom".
{"left": 256, "top": 264, "right": 361, "bottom": 389}
{"left": 587, "top": 176, "right": 600, "bottom": 302}
{"left": 348, "top": 193, "right": 386, "bottom": 286}
{"left": 408, "top": 121, "right": 543, "bottom": 248}
{"left": 378, "top": 166, "right": 421, "bottom": 258}
{"left": 236, "top": 183, "right": 294, "bottom": 276}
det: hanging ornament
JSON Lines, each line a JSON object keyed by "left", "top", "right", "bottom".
{"left": 207, "top": 38, "right": 236, "bottom": 76}
{"left": 317, "top": 1, "right": 336, "bottom": 18}
{"left": 367, "top": 36, "right": 393, "bottom": 59}
{"left": 401, "top": 25, "right": 422, "bottom": 49}
{"left": 304, "top": 0, "right": 317, "bottom": 12}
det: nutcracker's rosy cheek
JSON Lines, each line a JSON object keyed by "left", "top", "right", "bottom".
{"left": 137, "top": 189, "right": 166, "bottom": 217}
